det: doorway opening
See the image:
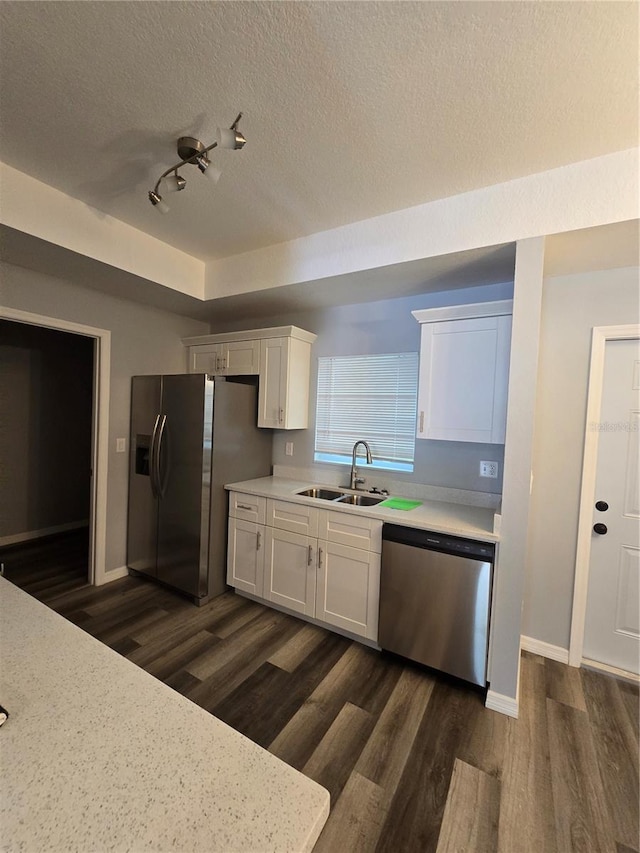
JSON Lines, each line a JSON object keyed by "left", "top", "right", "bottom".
{"left": 0, "top": 307, "right": 111, "bottom": 586}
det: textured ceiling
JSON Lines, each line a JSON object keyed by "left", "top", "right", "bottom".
{"left": 0, "top": 1, "right": 637, "bottom": 263}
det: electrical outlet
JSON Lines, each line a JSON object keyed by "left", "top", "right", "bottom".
{"left": 116, "top": 438, "right": 126, "bottom": 453}
{"left": 285, "top": 441, "right": 294, "bottom": 457}
{"left": 479, "top": 460, "right": 498, "bottom": 478}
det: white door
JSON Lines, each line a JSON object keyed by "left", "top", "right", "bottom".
{"left": 583, "top": 337, "right": 640, "bottom": 675}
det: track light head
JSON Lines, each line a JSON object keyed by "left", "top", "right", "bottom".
{"left": 195, "top": 154, "right": 210, "bottom": 174}
{"left": 162, "top": 173, "right": 186, "bottom": 192}
{"left": 147, "top": 112, "right": 245, "bottom": 214}
{"left": 216, "top": 126, "right": 246, "bottom": 150}
{"left": 148, "top": 190, "right": 169, "bottom": 214}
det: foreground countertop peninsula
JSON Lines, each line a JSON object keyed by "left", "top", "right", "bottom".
{"left": 0, "top": 577, "right": 329, "bottom": 853}
{"left": 225, "top": 476, "right": 499, "bottom": 542}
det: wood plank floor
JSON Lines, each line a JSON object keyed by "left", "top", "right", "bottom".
{"left": 2, "top": 532, "right": 639, "bottom": 853}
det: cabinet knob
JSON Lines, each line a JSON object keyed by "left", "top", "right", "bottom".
{"left": 593, "top": 523, "right": 608, "bottom": 535}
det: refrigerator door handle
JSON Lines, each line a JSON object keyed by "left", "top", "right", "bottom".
{"left": 149, "top": 414, "right": 161, "bottom": 497}
{"left": 155, "top": 414, "right": 168, "bottom": 498}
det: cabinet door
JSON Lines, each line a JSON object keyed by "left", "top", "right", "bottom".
{"left": 417, "top": 315, "right": 511, "bottom": 443}
{"left": 257, "top": 336, "right": 312, "bottom": 429}
{"left": 263, "top": 527, "right": 316, "bottom": 616}
{"left": 258, "top": 337, "right": 288, "bottom": 428}
{"left": 221, "top": 340, "right": 260, "bottom": 376}
{"left": 316, "top": 541, "right": 380, "bottom": 640}
{"left": 227, "top": 518, "right": 265, "bottom": 597}
{"left": 190, "top": 344, "right": 223, "bottom": 374}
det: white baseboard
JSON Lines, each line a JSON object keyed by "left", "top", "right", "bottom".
{"left": 520, "top": 635, "right": 569, "bottom": 664}
{"left": 581, "top": 658, "right": 640, "bottom": 684}
{"left": 0, "top": 520, "right": 89, "bottom": 548}
{"left": 96, "top": 565, "right": 129, "bottom": 586}
{"left": 485, "top": 689, "right": 519, "bottom": 718}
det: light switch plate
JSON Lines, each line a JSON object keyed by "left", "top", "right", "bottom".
{"left": 285, "top": 441, "right": 294, "bottom": 457}
{"left": 116, "top": 438, "right": 126, "bottom": 453}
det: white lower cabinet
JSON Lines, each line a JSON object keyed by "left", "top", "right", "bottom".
{"left": 227, "top": 518, "right": 265, "bottom": 597}
{"left": 227, "top": 492, "right": 382, "bottom": 641}
{"left": 315, "top": 540, "right": 380, "bottom": 640}
{"left": 263, "top": 528, "right": 316, "bottom": 616}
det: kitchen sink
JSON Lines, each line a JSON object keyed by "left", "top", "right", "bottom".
{"left": 336, "top": 494, "right": 385, "bottom": 506}
{"left": 296, "top": 487, "right": 346, "bottom": 500}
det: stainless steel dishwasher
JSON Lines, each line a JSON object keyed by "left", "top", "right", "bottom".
{"left": 378, "top": 524, "right": 494, "bottom": 687}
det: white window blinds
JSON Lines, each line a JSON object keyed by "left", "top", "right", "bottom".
{"left": 314, "top": 352, "right": 418, "bottom": 472}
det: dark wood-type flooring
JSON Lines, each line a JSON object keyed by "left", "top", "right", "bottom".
{"left": 2, "top": 531, "right": 639, "bottom": 852}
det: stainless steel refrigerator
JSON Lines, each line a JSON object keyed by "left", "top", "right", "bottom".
{"left": 127, "top": 374, "right": 272, "bottom": 603}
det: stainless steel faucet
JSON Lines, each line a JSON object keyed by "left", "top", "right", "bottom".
{"left": 350, "top": 440, "right": 373, "bottom": 490}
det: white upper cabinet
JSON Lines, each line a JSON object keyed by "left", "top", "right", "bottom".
{"left": 190, "top": 339, "right": 260, "bottom": 376}
{"left": 257, "top": 336, "right": 313, "bottom": 430}
{"left": 413, "top": 300, "right": 512, "bottom": 444}
{"left": 184, "top": 326, "right": 316, "bottom": 430}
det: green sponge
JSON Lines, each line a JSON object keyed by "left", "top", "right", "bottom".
{"left": 378, "top": 498, "right": 422, "bottom": 511}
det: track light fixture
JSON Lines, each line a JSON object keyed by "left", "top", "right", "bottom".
{"left": 148, "top": 112, "right": 246, "bottom": 213}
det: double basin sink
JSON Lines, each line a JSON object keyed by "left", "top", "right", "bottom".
{"left": 296, "top": 487, "right": 385, "bottom": 507}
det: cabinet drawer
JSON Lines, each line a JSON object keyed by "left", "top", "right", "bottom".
{"left": 319, "top": 509, "right": 382, "bottom": 553}
{"left": 229, "top": 491, "right": 266, "bottom": 524}
{"left": 267, "top": 499, "right": 319, "bottom": 537}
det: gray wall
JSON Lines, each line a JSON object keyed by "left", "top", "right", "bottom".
{"left": 0, "top": 260, "right": 209, "bottom": 571}
{"left": 0, "top": 321, "right": 94, "bottom": 538}
{"left": 210, "top": 281, "right": 514, "bottom": 495}
{"left": 523, "top": 265, "right": 640, "bottom": 649}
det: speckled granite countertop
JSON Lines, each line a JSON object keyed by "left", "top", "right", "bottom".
{"left": 0, "top": 577, "right": 329, "bottom": 852}
{"left": 225, "top": 476, "right": 499, "bottom": 542}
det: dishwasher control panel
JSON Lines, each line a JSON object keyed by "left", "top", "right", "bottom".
{"left": 382, "top": 523, "right": 495, "bottom": 561}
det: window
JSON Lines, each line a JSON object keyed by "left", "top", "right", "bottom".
{"left": 314, "top": 352, "right": 418, "bottom": 473}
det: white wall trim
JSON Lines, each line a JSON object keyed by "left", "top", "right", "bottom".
{"left": 0, "top": 162, "right": 205, "bottom": 299}
{"left": 520, "top": 635, "right": 569, "bottom": 664}
{"left": 485, "top": 689, "right": 519, "bottom": 718}
{"left": 207, "top": 148, "right": 638, "bottom": 299}
{"left": 0, "top": 520, "right": 89, "bottom": 548}
{"left": 569, "top": 324, "right": 640, "bottom": 667}
{"left": 412, "top": 299, "right": 513, "bottom": 325}
{"left": 97, "top": 565, "right": 129, "bottom": 585}
{"left": 0, "top": 306, "right": 111, "bottom": 586}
